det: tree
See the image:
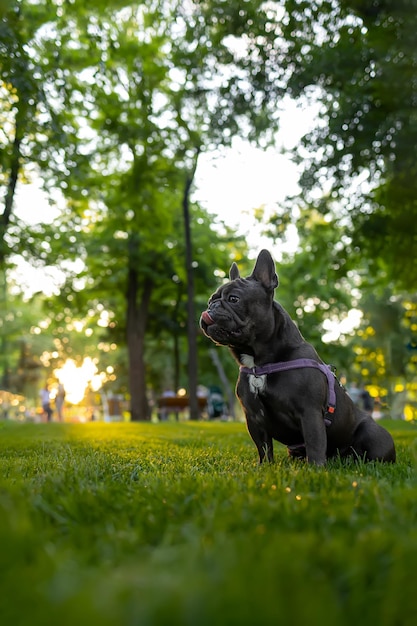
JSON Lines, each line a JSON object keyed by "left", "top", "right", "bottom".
{"left": 16, "top": 0, "right": 285, "bottom": 420}
{"left": 182, "top": 151, "right": 200, "bottom": 419}
{"left": 345, "top": 286, "right": 417, "bottom": 406}
{"left": 266, "top": 206, "right": 358, "bottom": 371}
{"left": 0, "top": 289, "right": 52, "bottom": 399}
{"left": 276, "top": 0, "right": 417, "bottom": 289}
{"left": 0, "top": 1, "right": 40, "bottom": 266}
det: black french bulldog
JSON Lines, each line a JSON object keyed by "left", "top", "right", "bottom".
{"left": 200, "top": 249, "right": 396, "bottom": 465}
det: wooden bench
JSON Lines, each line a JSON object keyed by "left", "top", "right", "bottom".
{"left": 157, "top": 395, "right": 207, "bottom": 420}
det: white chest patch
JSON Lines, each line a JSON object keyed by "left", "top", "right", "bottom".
{"left": 241, "top": 354, "right": 267, "bottom": 395}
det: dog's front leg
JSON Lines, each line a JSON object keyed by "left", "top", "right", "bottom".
{"left": 246, "top": 417, "right": 274, "bottom": 464}
{"left": 301, "top": 413, "right": 327, "bottom": 465}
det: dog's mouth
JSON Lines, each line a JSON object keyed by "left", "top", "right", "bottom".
{"left": 200, "top": 310, "right": 243, "bottom": 339}
{"left": 201, "top": 310, "right": 215, "bottom": 326}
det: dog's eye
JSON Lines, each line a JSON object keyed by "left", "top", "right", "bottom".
{"left": 228, "top": 295, "right": 239, "bottom": 303}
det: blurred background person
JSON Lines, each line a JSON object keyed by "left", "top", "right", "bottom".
{"left": 40, "top": 384, "right": 53, "bottom": 422}
{"left": 55, "top": 383, "right": 66, "bottom": 422}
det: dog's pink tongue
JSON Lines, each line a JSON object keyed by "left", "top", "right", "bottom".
{"left": 202, "top": 310, "right": 215, "bottom": 325}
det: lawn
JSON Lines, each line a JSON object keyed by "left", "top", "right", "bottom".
{"left": 1, "top": 419, "right": 416, "bottom": 626}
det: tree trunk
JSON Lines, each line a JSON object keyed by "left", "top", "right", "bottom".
{"left": 0, "top": 269, "right": 9, "bottom": 388}
{"left": 126, "top": 258, "right": 153, "bottom": 421}
{"left": 209, "top": 348, "right": 236, "bottom": 419}
{"left": 183, "top": 148, "right": 201, "bottom": 420}
{"left": 173, "top": 331, "right": 180, "bottom": 393}
{"left": 0, "top": 112, "right": 22, "bottom": 265}
{"left": 0, "top": 108, "right": 23, "bottom": 387}
{"left": 172, "top": 282, "right": 182, "bottom": 392}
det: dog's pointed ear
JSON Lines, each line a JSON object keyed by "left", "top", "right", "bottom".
{"left": 251, "top": 249, "right": 279, "bottom": 291}
{"left": 229, "top": 262, "right": 240, "bottom": 281}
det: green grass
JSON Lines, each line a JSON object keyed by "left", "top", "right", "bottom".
{"left": 1, "top": 419, "right": 416, "bottom": 626}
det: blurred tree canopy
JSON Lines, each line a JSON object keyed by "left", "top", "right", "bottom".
{"left": 0, "top": 0, "right": 283, "bottom": 417}
{"left": 1, "top": 0, "right": 416, "bottom": 416}
{"left": 275, "top": 0, "right": 417, "bottom": 289}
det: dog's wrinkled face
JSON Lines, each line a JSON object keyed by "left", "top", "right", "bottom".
{"left": 200, "top": 250, "right": 278, "bottom": 349}
{"left": 201, "top": 278, "right": 258, "bottom": 347}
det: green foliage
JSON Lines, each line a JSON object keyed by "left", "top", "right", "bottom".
{"left": 278, "top": 0, "right": 417, "bottom": 289}
{"left": 2, "top": 0, "right": 273, "bottom": 408}
{"left": 3, "top": 0, "right": 415, "bottom": 406}
{"left": 0, "top": 290, "right": 53, "bottom": 394}
{"left": 346, "top": 288, "right": 417, "bottom": 399}
{"left": 0, "top": 420, "right": 416, "bottom": 625}
{"left": 267, "top": 205, "right": 417, "bottom": 392}
{"left": 2, "top": 0, "right": 283, "bottom": 266}
{"left": 265, "top": 207, "right": 357, "bottom": 373}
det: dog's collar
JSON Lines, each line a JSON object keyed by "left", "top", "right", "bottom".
{"left": 239, "top": 358, "right": 336, "bottom": 419}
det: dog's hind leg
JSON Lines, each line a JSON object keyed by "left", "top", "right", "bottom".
{"left": 351, "top": 418, "right": 396, "bottom": 463}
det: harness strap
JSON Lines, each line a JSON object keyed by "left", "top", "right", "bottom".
{"left": 239, "top": 358, "right": 336, "bottom": 419}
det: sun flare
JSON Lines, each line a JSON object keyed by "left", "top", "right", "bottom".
{"left": 53, "top": 357, "right": 103, "bottom": 404}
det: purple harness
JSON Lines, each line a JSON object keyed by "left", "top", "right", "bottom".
{"left": 239, "top": 358, "right": 336, "bottom": 424}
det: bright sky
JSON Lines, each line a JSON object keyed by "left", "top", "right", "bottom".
{"left": 194, "top": 139, "right": 300, "bottom": 254}
{"left": 194, "top": 98, "right": 317, "bottom": 254}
